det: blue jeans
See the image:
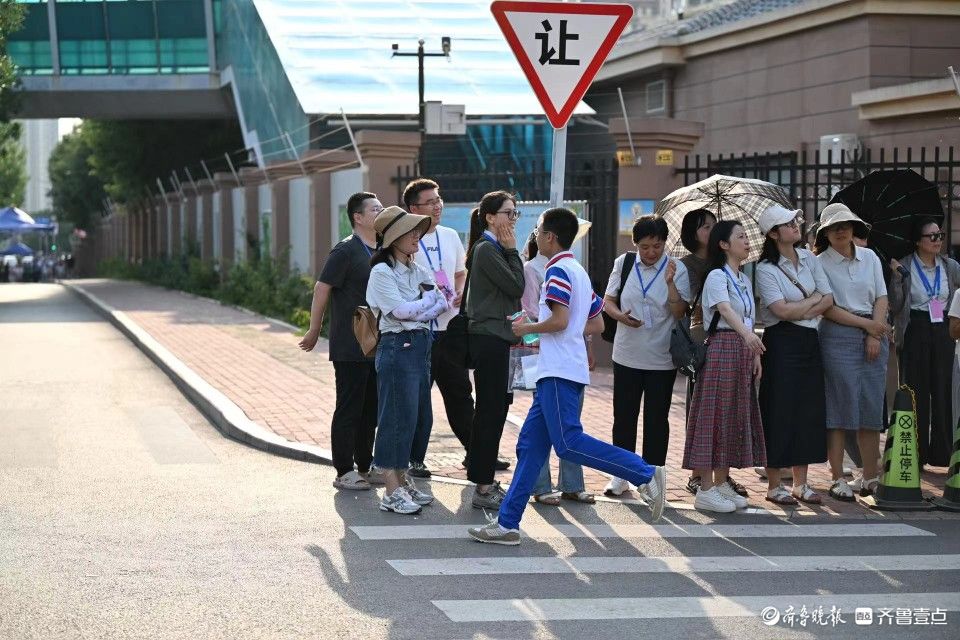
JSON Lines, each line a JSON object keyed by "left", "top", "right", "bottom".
{"left": 532, "top": 388, "right": 586, "bottom": 495}
{"left": 499, "top": 377, "right": 656, "bottom": 531}
{"left": 373, "top": 331, "right": 432, "bottom": 470}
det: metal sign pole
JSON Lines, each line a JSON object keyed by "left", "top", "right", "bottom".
{"left": 549, "top": 125, "right": 567, "bottom": 208}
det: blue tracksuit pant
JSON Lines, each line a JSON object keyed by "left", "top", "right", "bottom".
{"left": 498, "top": 376, "right": 656, "bottom": 530}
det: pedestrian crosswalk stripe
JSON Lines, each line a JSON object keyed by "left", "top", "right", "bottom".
{"left": 390, "top": 553, "right": 960, "bottom": 576}
{"left": 432, "top": 592, "right": 960, "bottom": 622}
{"left": 351, "top": 522, "right": 933, "bottom": 541}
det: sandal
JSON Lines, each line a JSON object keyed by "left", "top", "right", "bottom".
{"left": 765, "top": 484, "right": 798, "bottom": 506}
{"left": 829, "top": 479, "right": 855, "bottom": 502}
{"left": 534, "top": 491, "right": 562, "bottom": 506}
{"left": 332, "top": 470, "right": 371, "bottom": 491}
{"left": 860, "top": 476, "right": 880, "bottom": 497}
{"left": 726, "top": 476, "right": 749, "bottom": 498}
{"left": 791, "top": 483, "right": 822, "bottom": 505}
{"left": 561, "top": 491, "right": 596, "bottom": 504}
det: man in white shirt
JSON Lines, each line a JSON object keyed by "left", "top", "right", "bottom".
{"left": 404, "top": 179, "right": 510, "bottom": 477}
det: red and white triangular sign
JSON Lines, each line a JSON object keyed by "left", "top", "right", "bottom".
{"left": 491, "top": 1, "right": 633, "bottom": 129}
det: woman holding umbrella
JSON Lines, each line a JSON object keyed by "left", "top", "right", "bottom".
{"left": 814, "top": 203, "right": 891, "bottom": 500}
{"left": 888, "top": 218, "right": 960, "bottom": 469}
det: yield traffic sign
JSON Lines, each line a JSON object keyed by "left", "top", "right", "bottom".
{"left": 491, "top": 1, "right": 634, "bottom": 129}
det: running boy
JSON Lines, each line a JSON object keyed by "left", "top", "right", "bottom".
{"left": 468, "top": 208, "right": 666, "bottom": 545}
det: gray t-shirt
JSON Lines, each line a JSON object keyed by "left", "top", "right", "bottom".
{"left": 319, "top": 234, "right": 375, "bottom": 362}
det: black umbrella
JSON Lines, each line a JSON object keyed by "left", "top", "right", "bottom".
{"left": 829, "top": 169, "right": 944, "bottom": 261}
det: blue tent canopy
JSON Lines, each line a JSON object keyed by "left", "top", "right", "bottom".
{"left": 0, "top": 206, "right": 54, "bottom": 232}
{"left": 0, "top": 241, "right": 34, "bottom": 256}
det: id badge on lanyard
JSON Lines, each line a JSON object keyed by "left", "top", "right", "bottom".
{"left": 724, "top": 266, "right": 753, "bottom": 330}
{"left": 913, "top": 256, "right": 944, "bottom": 323}
{"left": 421, "top": 235, "right": 454, "bottom": 302}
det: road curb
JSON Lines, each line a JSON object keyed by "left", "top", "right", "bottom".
{"left": 63, "top": 281, "right": 335, "bottom": 467}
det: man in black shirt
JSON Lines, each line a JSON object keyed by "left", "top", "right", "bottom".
{"left": 299, "top": 191, "right": 383, "bottom": 490}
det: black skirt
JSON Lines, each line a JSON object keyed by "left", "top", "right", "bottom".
{"left": 758, "top": 322, "right": 828, "bottom": 467}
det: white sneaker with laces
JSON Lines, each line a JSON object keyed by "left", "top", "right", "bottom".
{"left": 716, "top": 481, "right": 749, "bottom": 509}
{"left": 379, "top": 487, "right": 422, "bottom": 514}
{"left": 403, "top": 477, "right": 434, "bottom": 506}
{"left": 603, "top": 477, "right": 630, "bottom": 497}
{"left": 694, "top": 486, "right": 737, "bottom": 513}
{"left": 645, "top": 467, "right": 666, "bottom": 522}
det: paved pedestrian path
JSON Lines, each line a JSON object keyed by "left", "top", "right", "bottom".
{"left": 68, "top": 278, "right": 953, "bottom": 518}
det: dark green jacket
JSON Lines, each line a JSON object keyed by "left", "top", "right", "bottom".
{"left": 465, "top": 239, "right": 525, "bottom": 343}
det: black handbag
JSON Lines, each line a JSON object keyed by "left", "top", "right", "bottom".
{"left": 600, "top": 252, "right": 636, "bottom": 343}
{"left": 670, "top": 292, "right": 720, "bottom": 379}
{"left": 442, "top": 239, "right": 487, "bottom": 369}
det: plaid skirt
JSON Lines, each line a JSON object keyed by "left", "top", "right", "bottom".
{"left": 683, "top": 331, "right": 766, "bottom": 470}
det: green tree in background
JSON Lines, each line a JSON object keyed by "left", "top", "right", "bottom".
{"left": 48, "top": 123, "right": 106, "bottom": 231}
{"left": 48, "top": 119, "right": 243, "bottom": 230}
{"left": 85, "top": 119, "right": 244, "bottom": 203}
{"left": 0, "top": 0, "right": 25, "bottom": 206}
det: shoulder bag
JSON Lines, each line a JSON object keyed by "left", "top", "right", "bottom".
{"left": 352, "top": 306, "right": 382, "bottom": 358}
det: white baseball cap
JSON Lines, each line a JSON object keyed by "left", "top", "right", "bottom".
{"left": 758, "top": 204, "right": 803, "bottom": 236}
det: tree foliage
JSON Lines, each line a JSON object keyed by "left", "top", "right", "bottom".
{"left": 0, "top": 121, "right": 25, "bottom": 205}
{"left": 0, "top": 0, "right": 24, "bottom": 121}
{"left": 84, "top": 119, "right": 244, "bottom": 203}
{"left": 48, "top": 119, "right": 243, "bottom": 231}
{"left": 48, "top": 123, "right": 106, "bottom": 231}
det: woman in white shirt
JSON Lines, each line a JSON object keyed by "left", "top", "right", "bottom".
{"left": 888, "top": 217, "right": 960, "bottom": 469}
{"left": 682, "top": 220, "right": 767, "bottom": 513}
{"left": 366, "top": 206, "right": 449, "bottom": 515}
{"left": 814, "top": 203, "right": 891, "bottom": 501}
{"left": 603, "top": 215, "right": 690, "bottom": 498}
{"left": 755, "top": 205, "right": 834, "bottom": 506}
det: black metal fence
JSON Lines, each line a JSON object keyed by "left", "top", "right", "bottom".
{"left": 676, "top": 147, "right": 960, "bottom": 250}
{"left": 394, "top": 158, "right": 619, "bottom": 287}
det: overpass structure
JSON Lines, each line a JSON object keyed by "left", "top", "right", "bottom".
{"left": 8, "top": 0, "right": 588, "bottom": 168}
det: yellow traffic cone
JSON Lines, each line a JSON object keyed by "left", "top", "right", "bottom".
{"left": 932, "top": 418, "right": 960, "bottom": 512}
{"left": 872, "top": 386, "right": 934, "bottom": 511}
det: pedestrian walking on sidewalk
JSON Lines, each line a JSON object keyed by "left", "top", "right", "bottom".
{"left": 683, "top": 221, "right": 767, "bottom": 514}
{"left": 755, "top": 205, "right": 833, "bottom": 506}
{"left": 365, "top": 206, "right": 449, "bottom": 514}
{"left": 888, "top": 217, "right": 960, "bottom": 469}
{"left": 814, "top": 204, "right": 891, "bottom": 501}
{"left": 299, "top": 192, "right": 383, "bottom": 492}
{"left": 464, "top": 191, "right": 526, "bottom": 511}
{"left": 468, "top": 208, "right": 665, "bottom": 545}
{"left": 602, "top": 215, "right": 690, "bottom": 500}
{"left": 521, "top": 216, "right": 593, "bottom": 506}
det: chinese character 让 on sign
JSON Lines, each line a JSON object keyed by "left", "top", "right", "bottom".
{"left": 536, "top": 19, "right": 580, "bottom": 66}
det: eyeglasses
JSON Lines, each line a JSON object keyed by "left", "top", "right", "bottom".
{"left": 920, "top": 232, "right": 946, "bottom": 242}
{"left": 413, "top": 197, "right": 443, "bottom": 209}
{"left": 777, "top": 219, "right": 802, "bottom": 230}
{"left": 497, "top": 208, "right": 521, "bottom": 221}
{"left": 532, "top": 227, "right": 552, "bottom": 238}
{"left": 369, "top": 205, "right": 384, "bottom": 215}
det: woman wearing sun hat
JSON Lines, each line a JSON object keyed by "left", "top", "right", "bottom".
{"left": 814, "top": 203, "right": 892, "bottom": 502}
{"left": 755, "top": 205, "right": 834, "bottom": 506}
{"left": 366, "top": 206, "right": 450, "bottom": 514}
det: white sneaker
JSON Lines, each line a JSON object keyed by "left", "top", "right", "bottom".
{"left": 694, "top": 486, "right": 737, "bottom": 513}
{"left": 716, "top": 481, "right": 749, "bottom": 509}
{"left": 402, "top": 477, "right": 435, "bottom": 506}
{"left": 645, "top": 467, "right": 666, "bottom": 522}
{"left": 379, "top": 487, "right": 422, "bottom": 514}
{"left": 604, "top": 477, "right": 630, "bottom": 497}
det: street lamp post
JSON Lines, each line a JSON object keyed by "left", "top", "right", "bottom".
{"left": 391, "top": 37, "right": 451, "bottom": 171}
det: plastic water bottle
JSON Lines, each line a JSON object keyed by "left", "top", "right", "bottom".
{"left": 509, "top": 311, "right": 540, "bottom": 346}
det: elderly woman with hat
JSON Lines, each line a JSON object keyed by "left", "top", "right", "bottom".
{"left": 814, "top": 203, "right": 892, "bottom": 501}
{"left": 365, "top": 206, "right": 450, "bottom": 514}
{"left": 755, "top": 205, "right": 834, "bottom": 506}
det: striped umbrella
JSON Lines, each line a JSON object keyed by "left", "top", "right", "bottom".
{"left": 655, "top": 174, "right": 794, "bottom": 263}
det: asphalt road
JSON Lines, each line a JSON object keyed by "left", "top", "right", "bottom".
{"left": 2, "top": 283, "right": 958, "bottom": 640}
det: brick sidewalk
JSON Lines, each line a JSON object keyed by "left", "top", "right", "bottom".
{"left": 73, "top": 278, "right": 952, "bottom": 518}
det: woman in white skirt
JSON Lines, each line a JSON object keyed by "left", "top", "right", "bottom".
{"left": 814, "top": 203, "right": 892, "bottom": 501}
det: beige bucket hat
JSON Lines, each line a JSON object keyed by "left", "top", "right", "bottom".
{"left": 816, "top": 203, "right": 871, "bottom": 242}
{"left": 375, "top": 206, "right": 431, "bottom": 248}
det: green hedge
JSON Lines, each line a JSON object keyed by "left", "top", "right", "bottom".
{"left": 98, "top": 252, "right": 316, "bottom": 332}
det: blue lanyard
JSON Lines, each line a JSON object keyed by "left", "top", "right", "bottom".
{"left": 723, "top": 266, "right": 752, "bottom": 318}
{"left": 356, "top": 235, "right": 373, "bottom": 258}
{"left": 419, "top": 231, "right": 442, "bottom": 271}
{"left": 633, "top": 255, "right": 668, "bottom": 299}
{"left": 482, "top": 230, "right": 503, "bottom": 252}
{"left": 912, "top": 256, "right": 941, "bottom": 299}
